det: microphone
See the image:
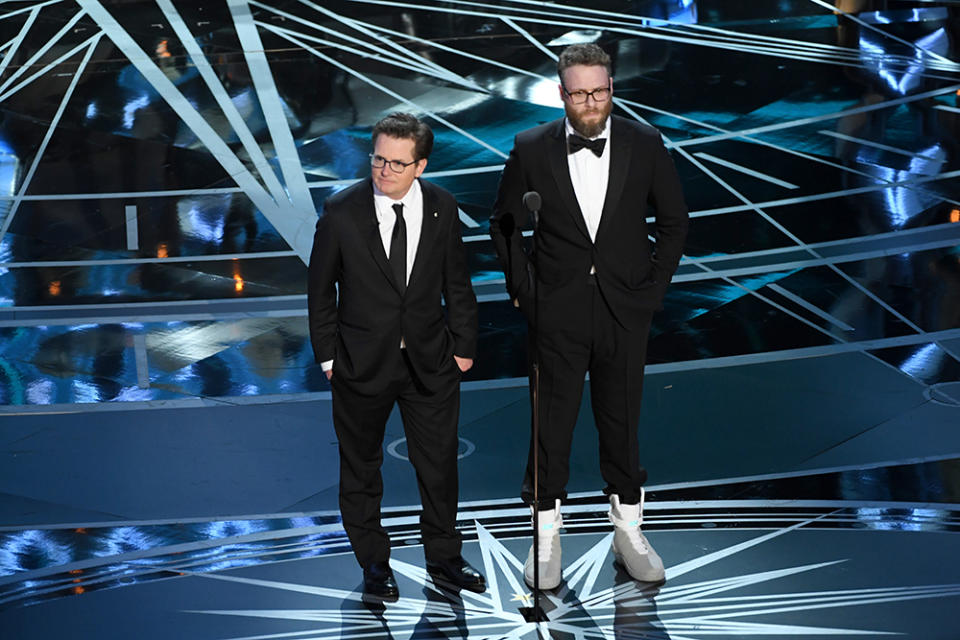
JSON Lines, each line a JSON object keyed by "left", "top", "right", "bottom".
{"left": 522, "top": 191, "right": 541, "bottom": 227}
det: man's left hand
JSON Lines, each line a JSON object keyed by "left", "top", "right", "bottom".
{"left": 454, "top": 356, "right": 473, "bottom": 372}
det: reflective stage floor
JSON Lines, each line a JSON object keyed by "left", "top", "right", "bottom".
{"left": 2, "top": 0, "right": 960, "bottom": 638}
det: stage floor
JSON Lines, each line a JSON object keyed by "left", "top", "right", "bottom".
{"left": 2, "top": 0, "right": 960, "bottom": 637}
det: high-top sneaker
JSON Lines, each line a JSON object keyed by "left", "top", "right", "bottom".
{"left": 609, "top": 490, "right": 665, "bottom": 583}
{"left": 523, "top": 499, "right": 563, "bottom": 590}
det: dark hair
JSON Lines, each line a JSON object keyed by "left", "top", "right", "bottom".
{"left": 371, "top": 112, "right": 434, "bottom": 161}
{"left": 557, "top": 43, "right": 612, "bottom": 83}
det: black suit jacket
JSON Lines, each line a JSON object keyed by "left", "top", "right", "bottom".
{"left": 490, "top": 115, "right": 689, "bottom": 331}
{"left": 308, "top": 178, "right": 478, "bottom": 395}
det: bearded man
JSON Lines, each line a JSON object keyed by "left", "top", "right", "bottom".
{"left": 489, "top": 44, "right": 689, "bottom": 589}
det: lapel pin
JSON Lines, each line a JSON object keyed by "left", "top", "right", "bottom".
{"left": 433, "top": 211, "right": 438, "bottom": 218}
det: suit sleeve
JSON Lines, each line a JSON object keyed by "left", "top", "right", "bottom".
{"left": 442, "top": 199, "right": 479, "bottom": 359}
{"left": 307, "top": 207, "right": 340, "bottom": 364}
{"left": 489, "top": 136, "right": 533, "bottom": 305}
{"left": 648, "top": 136, "right": 689, "bottom": 284}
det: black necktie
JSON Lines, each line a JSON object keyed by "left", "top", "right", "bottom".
{"left": 389, "top": 202, "right": 406, "bottom": 294}
{"left": 568, "top": 134, "right": 606, "bottom": 157}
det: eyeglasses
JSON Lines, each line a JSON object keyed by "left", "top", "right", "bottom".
{"left": 370, "top": 154, "right": 418, "bottom": 173}
{"left": 561, "top": 84, "right": 611, "bottom": 105}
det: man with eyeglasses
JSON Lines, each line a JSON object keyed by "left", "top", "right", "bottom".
{"left": 308, "top": 112, "right": 484, "bottom": 599}
{"left": 490, "top": 44, "right": 689, "bottom": 590}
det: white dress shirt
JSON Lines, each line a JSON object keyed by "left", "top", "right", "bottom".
{"left": 322, "top": 179, "right": 424, "bottom": 372}
{"left": 565, "top": 117, "right": 610, "bottom": 244}
{"left": 373, "top": 178, "right": 423, "bottom": 286}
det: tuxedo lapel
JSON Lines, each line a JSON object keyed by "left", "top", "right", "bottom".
{"left": 408, "top": 179, "right": 438, "bottom": 290}
{"left": 353, "top": 179, "right": 402, "bottom": 295}
{"left": 546, "top": 119, "right": 591, "bottom": 241}
{"left": 595, "top": 116, "right": 631, "bottom": 242}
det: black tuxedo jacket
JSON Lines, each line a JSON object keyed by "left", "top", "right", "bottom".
{"left": 490, "top": 115, "right": 689, "bottom": 331}
{"left": 308, "top": 178, "right": 478, "bottom": 395}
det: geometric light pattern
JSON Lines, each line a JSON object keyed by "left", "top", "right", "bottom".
{"left": 186, "top": 520, "right": 960, "bottom": 638}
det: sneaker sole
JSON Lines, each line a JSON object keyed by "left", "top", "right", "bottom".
{"left": 523, "top": 571, "right": 562, "bottom": 591}
{"left": 612, "top": 553, "right": 666, "bottom": 584}
{"left": 524, "top": 538, "right": 562, "bottom": 590}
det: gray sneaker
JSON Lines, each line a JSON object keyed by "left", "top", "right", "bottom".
{"left": 609, "top": 491, "right": 665, "bottom": 583}
{"left": 523, "top": 499, "right": 563, "bottom": 590}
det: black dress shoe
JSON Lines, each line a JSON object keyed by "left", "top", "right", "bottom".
{"left": 363, "top": 561, "right": 399, "bottom": 600}
{"left": 426, "top": 556, "right": 486, "bottom": 593}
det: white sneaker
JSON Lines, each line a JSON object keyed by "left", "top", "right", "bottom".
{"left": 524, "top": 499, "right": 562, "bottom": 590}
{"left": 609, "top": 490, "right": 665, "bottom": 583}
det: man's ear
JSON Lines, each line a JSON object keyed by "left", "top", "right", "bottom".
{"left": 414, "top": 158, "right": 428, "bottom": 178}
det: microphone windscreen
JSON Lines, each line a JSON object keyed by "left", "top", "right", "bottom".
{"left": 522, "top": 191, "right": 541, "bottom": 212}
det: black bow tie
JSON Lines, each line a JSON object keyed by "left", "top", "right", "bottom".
{"left": 568, "top": 134, "right": 606, "bottom": 157}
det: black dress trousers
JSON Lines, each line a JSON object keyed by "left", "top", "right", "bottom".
{"left": 522, "top": 279, "right": 653, "bottom": 509}
{"left": 331, "top": 350, "right": 463, "bottom": 567}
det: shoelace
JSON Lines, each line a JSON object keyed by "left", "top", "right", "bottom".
{"left": 536, "top": 535, "right": 557, "bottom": 561}
{"left": 621, "top": 524, "right": 650, "bottom": 554}
{"left": 536, "top": 522, "right": 559, "bottom": 561}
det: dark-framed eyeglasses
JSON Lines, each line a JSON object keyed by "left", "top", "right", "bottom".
{"left": 561, "top": 84, "right": 611, "bottom": 105}
{"left": 370, "top": 154, "right": 418, "bottom": 173}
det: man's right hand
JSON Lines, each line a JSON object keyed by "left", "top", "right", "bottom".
{"left": 325, "top": 370, "right": 333, "bottom": 380}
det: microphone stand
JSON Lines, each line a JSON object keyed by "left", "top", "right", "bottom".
{"left": 519, "top": 191, "right": 548, "bottom": 625}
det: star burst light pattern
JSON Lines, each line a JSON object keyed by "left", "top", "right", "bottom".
{"left": 186, "top": 520, "right": 960, "bottom": 638}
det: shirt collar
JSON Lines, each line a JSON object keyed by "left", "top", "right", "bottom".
{"left": 373, "top": 178, "right": 421, "bottom": 216}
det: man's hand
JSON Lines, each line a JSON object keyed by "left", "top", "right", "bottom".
{"left": 325, "top": 370, "right": 333, "bottom": 380}
{"left": 454, "top": 356, "right": 473, "bottom": 372}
